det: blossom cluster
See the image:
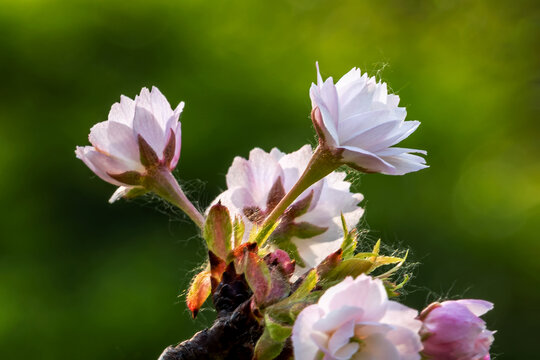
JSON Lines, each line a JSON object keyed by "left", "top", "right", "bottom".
{"left": 76, "top": 64, "right": 494, "bottom": 360}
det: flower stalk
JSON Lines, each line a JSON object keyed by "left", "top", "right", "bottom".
{"left": 253, "top": 145, "right": 341, "bottom": 246}
{"left": 145, "top": 168, "right": 205, "bottom": 230}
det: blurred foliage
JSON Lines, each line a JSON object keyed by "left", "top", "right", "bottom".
{"left": 0, "top": 0, "right": 538, "bottom": 358}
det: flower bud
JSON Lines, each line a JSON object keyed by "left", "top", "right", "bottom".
{"left": 419, "top": 299, "right": 494, "bottom": 360}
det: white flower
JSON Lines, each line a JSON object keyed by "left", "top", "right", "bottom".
{"left": 310, "top": 63, "right": 428, "bottom": 175}
{"left": 292, "top": 274, "right": 423, "bottom": 360}
{"left": 76, "top": 86, "right": 184, "bottom": 201}
{"left": 212, "top": 145, "right": 364, "bottom": 270}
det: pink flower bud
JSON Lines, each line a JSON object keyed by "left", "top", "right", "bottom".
{"left": 419, "top": 299, "right": 494, "bottom": 360}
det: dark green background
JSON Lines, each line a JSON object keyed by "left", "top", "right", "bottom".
{"left": 0, "top": 0, "right": 538, "bottom": 358}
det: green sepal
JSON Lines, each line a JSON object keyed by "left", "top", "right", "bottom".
{"left": 204, "top": 202, "right": 232, "bottom": 260}
{"left": 253, "top": 326, "right": 285, "bottom": 360}
{"left": 265, "top": 313, "right": 292, "bottom": 341}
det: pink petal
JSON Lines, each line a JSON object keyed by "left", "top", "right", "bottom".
{"left": 108, "top": 95, "right": 136, "bottom": 126}
{"left": 342, "top": 120, "right": 403, "bottom": 151}
{"left": 341, "top": 146, "right": 397, "bottom": 174}
{"left": 380, "top": 301, "right": 421, "bottom": 333}
{"left": 75, "top": 146, "right": 129, "bottom": 186}
{"left": 133, "top": 105, "right": 165, "bottom": 159}
{"left": 135, "top": 87, "right": 174, "bottom": 130}
{"left": 328, "top": 320, "right": 355, "bottom": 355}
{"left": 356, "top": 333, "right": 401, "bottom": 360}
{"left": 337, "top": 109, "right": 390, "bottom": 144}
{"left": 370, "top": 121, "right": 420, "bottom": 152}
{"left": 378, "top": 153, "right": 428, "bottom": 175}
{"left": 455, "top": 299, "right": 494, "bottom": 317}
{"left": 169, "top": 121, "right": 182, "bottom": 170}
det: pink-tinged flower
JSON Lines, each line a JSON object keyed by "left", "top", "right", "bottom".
{"left": 292, "top": 274, "right": 423, "bottom": 360}
{"left": 76, "top": 86, "right": 183, "bottom": 202}
{"left": 76, "top": 87, "right": 205, "bottom": 228}
{"left": 310, "top": 63, "right": 428, "bottom": 175}
{"left": 419, "top": 299, "right": 495, "bottom": 360}
{"left": 212, "top": 145, "right": 364, "bottom": 271}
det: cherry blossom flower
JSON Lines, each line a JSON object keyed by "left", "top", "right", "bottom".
{"left": 76, "top": 87, "right": 204, "bottom": 228}
{"left": 292, "top": 274, "right": 423, "bottom": 360}
{"left": 419, "top": 299, "right": 494, "bottom": 360}
{"left": 212, "top": 145, "right": 364, "bottom": 270}
{"left": 310, "top": 63, "right": 427, "bottom": 175}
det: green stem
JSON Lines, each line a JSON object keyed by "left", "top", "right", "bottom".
{"left": 254, "top": 145, "right": 340, "bottom": 246}
{"left": 147, "top": 168, "right": 205, "bottom": 230}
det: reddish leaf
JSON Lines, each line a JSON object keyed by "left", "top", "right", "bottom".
{"left": 245, "top": 251, "right": 271, "bottom": 305}
{"left": 204, "top": 202, "right": 233, "bottom": 260}
{"left": 186, "top": 270, "right": 211, "bottom": 318}
{"left": 209, "top": 251, "right": 227, "bottom": 292}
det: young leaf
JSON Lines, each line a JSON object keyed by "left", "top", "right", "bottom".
{"left": 323, "top": 258, "right": 372, "bottom": 284}
{"left": 369, "top": 255, "right": 404, "bottom": 272}
{"left": 290, "top": 269, "right": 318, "bottom": 301}
{"left": 340, "top": 213, "right": 357, "bottom": 259}
{"left": 372, "top": 239, "right": 381, "bottom": 257}
{"left": 232, "top": 215, "right": 245, "bottom": 249}
{"left": 265, "top": 266, "right": 291, "bottom": 306}
{"left": 204, "top": 202, "right": 233, "bottom": 260}
{"left": 378, "top": 250, "right": 409, "bottom": 279}
{"left": 315, "top": 249, "right": 343, "bottom": 278}
{"left": 245, "top": 251, "right": 271, "bottom": 305}
{"left": 186, "top": 270, "right": 211, "bottom": 318}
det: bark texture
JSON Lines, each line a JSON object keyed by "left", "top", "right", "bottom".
{"left": 158, "top": 265, "right": 263, "bottom": 360}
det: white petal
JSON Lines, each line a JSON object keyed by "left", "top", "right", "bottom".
{"left": 109, "top": 186, "right": 132, "bottom": 203}
{"left": 369, "top": 121, "right": 420, "bottom": 152}
{"left": 341, "top": 146, "right": 396, "bottom": 174}
{"left": 318, "top": 275, "right": 388, "bottom": 322}
{"left": 108, "top": 95, "right": 136, "bottom": 126}
{"left": 135, "top": 86, "right": 175, "bottom": 130}
{"left": 334, "top": 342, "right": 360, "bottom": 359}
{"left": 292, "top": 305, "right": 325, "bottom": 360}
{"left": 278, "top": 144, "right": 312, "bottom": 192}
{"left": 378, "top": 153, "right": 428, "bottom": 175}
{"left": 353, "top": 333, "right": 401, "bottom": 360}
{"left": 133, "top": 105, "right": 166, "bottom": 159}
{"left": 380, "top": 301, "right": 422, "bottom": 333}
{"left": 342, "top": 120, "right": 402, "bottom": 150}
{"left": 88, "top": 121, "right": 112, "bottom": 154}
{"left": 75, "top": 146, "right": 130, "bottom": 186}
{"left": 106, "top": 121, "right": 144, "bottom": 171}
{"left": 328, "top": 320, "right": 356, "bottom": 355}
{"left": 337, "top": 110, "right": 390, "bottom": 143}
{"left": 314, "top": 306, "right": 364, "bottom": 333}
{"left": 385, "top": 328, "right": 422, "bottom": 360}
{"left": 169, "top": 121, "right": 182, "bottom": 170}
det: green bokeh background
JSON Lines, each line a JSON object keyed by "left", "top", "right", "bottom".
{"left": 0, "top": 0, "right": 538, "bottom": 358}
